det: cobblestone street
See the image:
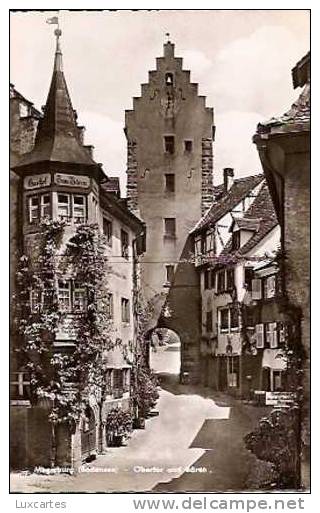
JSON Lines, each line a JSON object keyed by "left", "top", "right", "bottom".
{"left": 10, "top": 344, "right": 269, "bottom": 493}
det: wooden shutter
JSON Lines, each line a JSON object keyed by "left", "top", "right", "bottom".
{"left": 252, "top": 279, "right": 262, "bottom": 300}
{"left": 269, "top": 322, "right": 278, "bottom": 348}
{"left": 266, "top": 276, "right": 276, "bottom": 298}
{"left": 255, "top": 323, "right": 264, "bottom": 348}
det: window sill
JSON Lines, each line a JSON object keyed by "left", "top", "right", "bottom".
{"left": 163, "top": 234, "right": 177, "bottom": 240}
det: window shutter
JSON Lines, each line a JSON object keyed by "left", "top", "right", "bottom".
{"left": 255, "top": 323, "right": 264, "bottom": 348}
{"left": 279, "top": 323, "right": 286, "bottom": 344}
{"left": 252, "top": 279, "right": 262, "bottom": 300}
{"left": 267, "top": 276, "right": 276, "bottom": 298}
{"left": 269, "top": 322, "right": 278, "bottom": 348}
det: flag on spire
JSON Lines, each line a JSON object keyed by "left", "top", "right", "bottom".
{"left": 46, "top": 16, "right": 59, "bottom": 25}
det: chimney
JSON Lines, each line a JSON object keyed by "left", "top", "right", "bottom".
{"left": 223, "top": 168, "right": 234, "bottom": 191}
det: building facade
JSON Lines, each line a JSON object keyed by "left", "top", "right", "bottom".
{"left": 125, "top": 40, "right": 215, "bottom": 382}
{"left": 253, "top": 52, "right": 310, "bottom": 488}
{"left": 192, "top": 173, "right": 282, "bottom": 396}
{"left": 10, "top": 32, "right": 145, "bottom": 469}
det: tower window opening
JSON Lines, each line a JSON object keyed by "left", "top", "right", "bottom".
{"left": 165, "top": 173, "right": 175, "bottom": 193}
{"left": 165, "top": 264, "right": 175, "bottom": 285}
{"left": 184, "top": 140, "right": 193, "bottom": 152}
{"left": 165, "top": 73, "right": 174, "bottom": 85}
{"left": 164, "top": 135, "right": 175, "bottom": 154}
{"left": 164, "top": 218, "right": 176, "bottom": 239}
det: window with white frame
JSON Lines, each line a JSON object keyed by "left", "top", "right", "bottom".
{"left": 73, "top": 282, "right": 87, "bottom": 312}
{"left": 252, "top": 274, "right": 277, "bottom": 301}
{"left": 73, "top": 195, "right": 86, "bottom": 223}
{"left": 57, "top": 193, "right": 86, "bottom": 223}
{"left": 219, "top": 306, "right": 239, "bottom": 333}
{"left": 58, "top": 281, "right": 72, "bottom": 312}
{"left": 57, "top": 193, "right": 71, "bottom": 221}
{"left": 255, "top": 322, "right": 284, "bottom": 349}
{"left": 216, "top": 268, "right": 235, "bottom": 294}
{"left": 28, "top": 193, "right": 51, "bottom": 223}
{"left": 57, "top": 280, "right": 87, "bottom": 312}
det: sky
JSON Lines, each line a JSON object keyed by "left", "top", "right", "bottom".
{"left": 10, "top": 9, "right": 310, "bottom": 194}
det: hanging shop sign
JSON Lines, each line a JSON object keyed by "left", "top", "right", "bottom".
{"left": 24, "top": 173, "right": 51, "bottom": 190}
{"left": 265, "top": 391, "right": 295, "bottom": 408}
{"left": 54, "top": 173, "right": 90, "bottom": 188}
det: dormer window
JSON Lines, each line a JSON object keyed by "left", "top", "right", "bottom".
{"left": 165, "top": 73, "right": 174, "bottom": 85}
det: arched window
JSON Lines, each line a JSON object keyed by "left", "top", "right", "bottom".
{"left": 165, "top": 72, "right": 174, "bottom": 85}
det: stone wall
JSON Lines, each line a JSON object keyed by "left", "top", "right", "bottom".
{"left": 201, "top": 138, "right": 214, "bottom": 215}
{"left": 126, "top": 140, "right": 139, "bottom": 214}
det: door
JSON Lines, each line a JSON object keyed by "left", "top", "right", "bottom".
{"left": 81, "top": 407, "right": 96, "bottom": 460}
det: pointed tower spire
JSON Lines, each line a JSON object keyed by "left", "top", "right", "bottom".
{"left": 15, "top": 25, "right": 97, "bottom": 169}
{"left": 54, "top": 28, "right": 63, "bottom": 72}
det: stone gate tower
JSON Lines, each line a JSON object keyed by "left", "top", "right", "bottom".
{"left": 125, "top": 41, "right": 214, "bottom": 380}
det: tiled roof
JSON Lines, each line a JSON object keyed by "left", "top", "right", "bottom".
{"left": 191, "top": 174, "right": 264, "bottom": 233}
{"left": 256, "top": 52, "right": 310, "bottom": 136}
{"left": 222, "top": 182, "right": 278, "bottom": 256}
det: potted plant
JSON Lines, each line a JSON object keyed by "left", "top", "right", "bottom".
{"left": 105, "top": 407, "right": 133, "bottom": 447}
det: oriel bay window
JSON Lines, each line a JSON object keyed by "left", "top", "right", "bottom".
{"left": 28, "top": 193, "right": 51, "bottom": 223}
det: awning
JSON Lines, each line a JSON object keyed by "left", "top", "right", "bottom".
{"left": 262, "top": 348, "right": 287, "bottom": 370}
